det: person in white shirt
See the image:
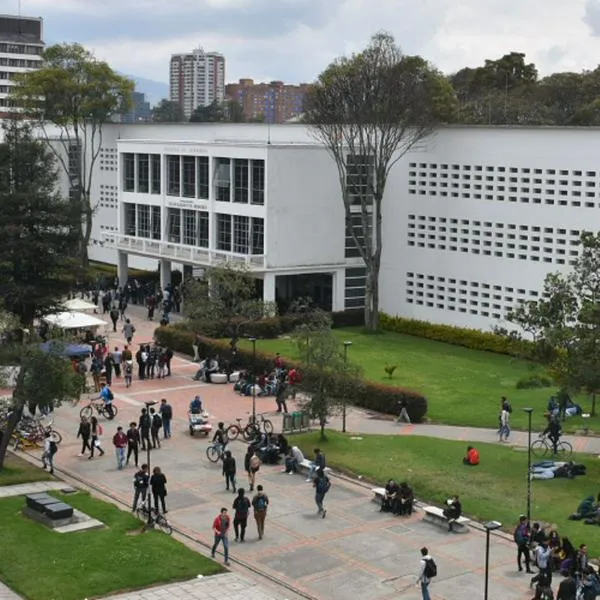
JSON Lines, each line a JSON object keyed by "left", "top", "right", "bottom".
{"left": 282, "top": 446, "right": 305, "bottom": 474}
{"left": 531, "top": 539, "right": 552, "bottom": 587}
{"left": 41, "top": 432, "right": 56, "bottom": 475}
{"left": 499, "top": 408, "right": 510, "bottom": 442}
{"left": 416, "top": 547, "right": 435, "bottom": 600}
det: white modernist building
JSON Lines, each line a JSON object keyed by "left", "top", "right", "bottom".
{"left": 78, "top": 123, "right": 600, "bottom": 331}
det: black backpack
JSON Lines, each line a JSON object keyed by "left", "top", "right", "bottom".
{"left": 424, "top": 558, "right": 437, "bottom": 578}
{"left": 152, "top": 413, "right": 162, "bottom": 429}
{"left": 49, "top": 440, "right": 58, "bottom": 455}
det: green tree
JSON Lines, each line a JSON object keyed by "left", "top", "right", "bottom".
{"left": 508, "top": 232, "right": 600, "bottom": 414}
{"left": 190, "top": 100, "right": 225, "bottom": 122}
{"left": 225, "top": 99, "right": 246, "bottom": 123}
{"left": 0, "top": 323, "right": 80, "bottom": 469}
{"left": 152, "top": 99, "right": 185, "bottom": 122}
{"left": 11, "top": 43, "right": 134, "bottom": 267}
{"left": 182, "top": 265, "right": 276, "bottom": 347}
{"left": 0, "top": 119, "right": 80, "bottom": 326}
{"left": 305, "top": 31, "right": 456, "bottom": 329}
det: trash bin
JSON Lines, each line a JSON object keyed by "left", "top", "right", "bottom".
{"left": 300, "top": 412, "right": 310, "bottom": 430}
{"left": 292, "top": 411, "right": 303, "bottom": 430}
{"left": 282, "top": 413, "right": 293, "bottom": 432}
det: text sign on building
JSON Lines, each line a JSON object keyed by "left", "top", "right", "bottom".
{"left": 164, "top": 146, "right": 208, "bottom": 154}
{"left": 166, "top": 198, "right": 209, "bottom": 210}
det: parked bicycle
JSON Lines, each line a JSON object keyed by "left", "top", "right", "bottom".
{"left": 530, "top": 432, "right": 573, "bottom": 458}
{"left": 135, "top": 502, "right": 173, "bottom": 535}
{"left": 79, "top": 400, "right": 118, "bottom": 420}
{"left": 225, "top": 417, "right": 254, "bottom": 442}
{"left": 245, "top": 413, "right": 274, "bottom": 439}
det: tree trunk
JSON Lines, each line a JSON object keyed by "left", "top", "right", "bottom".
{"left": 0, "top": 372, "right": 26, "bottom": 470}
{"left": 592, "top": 393, "right": 597, "bottom": 417}
{"left": 80, "top": 194, "right": 93, "bottom": 269}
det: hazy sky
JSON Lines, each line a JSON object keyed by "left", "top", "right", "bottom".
{"left": 13, "top": 0, "right": 600, "bottom": 84}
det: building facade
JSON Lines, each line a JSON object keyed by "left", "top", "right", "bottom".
{"left": 80, "top": 123, "right": 600, "bottom": 331}
{"left": 169, "top": 47, "right": 225, "bottom": 119}
{"left": 0, "top": 14, "right": 44, "bottom": 114}
{"left": 119, "top": 91, "right": 152, "bottom": 124}
{"left": 225, "top": 79, "right": 309, "bottom": 124}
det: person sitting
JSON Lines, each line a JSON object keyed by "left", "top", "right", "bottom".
{"left": 559, "top": 537, "right": 577, "bottom": 576}
{"left": 443, "top": 495, "right": 462, "bottom": 531}
{"left": 277, "top": 434, "right": 290, "bottom": 456}
{"left": 531, "top": 522, "right": 547, "bottom": 545}
{"left": 380, "top": 479, "right": 399, "bottom": 513}
{"left": 571, "top": 494, "right": 600, "bottom": 521}
{"left": 189, "top": 395, "right": 203, "bottom": 414}
{"left": 397, "top": 482, "right": 414, "bottom": 515}
{"left": 282, "top": 446, "right": 304, "bottom": 474}
{"left": 463, "top": 446, "right": 480, "bottom": 466}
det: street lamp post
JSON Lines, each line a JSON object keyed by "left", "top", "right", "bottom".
{"left": 249, "top": 337, "right": 257, "bottom": 425}
{"left": 342, "top": 341, "right": 352, "bottom": 433}
{"left": 143, "top": 400, "right": 158, "bottom": 528}
{"left": 483, "top": 520, "right": 502, "bottom": 600}
{"left": 523, "top": 408, "right": 534, "bottom": 525}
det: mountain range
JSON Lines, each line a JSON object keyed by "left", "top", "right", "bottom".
{"left": 128, "top": 75, "right": 169, "bottom": 107}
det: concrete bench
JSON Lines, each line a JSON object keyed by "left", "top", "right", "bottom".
{"left": 210, "top": 373, "right": 228, "bottom": 384}
{"left": 372, "top": 487, "right": 386, "bottom": 505}
{"left": 422, "top": 505, "right": 470, "bottom": 534}
{"left": 297, "top": 459, "right": 331, "bottom": 477}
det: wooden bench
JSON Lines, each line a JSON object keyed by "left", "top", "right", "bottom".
{"left": 422, "top": 505, "right": 470, "bottom": 534}
{"left": 372, "top": 487, "right": 386, "bottom": 505}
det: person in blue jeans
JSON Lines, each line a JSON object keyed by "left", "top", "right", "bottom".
{"left": 211, "top": 507, "right": 231, "bottom": 566}
{"left": 306, "top": 448, "right": 326, "bottom": 482}
{"left": 159, "top": 399, "right": 172, "bottom": 439}
{"left": 416, "top": 547, "right": 435, "bottom": 600}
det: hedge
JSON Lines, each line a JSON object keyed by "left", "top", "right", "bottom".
{"left": 379, "top": 313, "right": 536, "bottom": 359}
{"left": 155, "top": 325, "right": 428, "bottom": 423}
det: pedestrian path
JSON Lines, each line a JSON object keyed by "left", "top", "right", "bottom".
{"left": 0, "top": 481, "right": 66, "bottom": 499}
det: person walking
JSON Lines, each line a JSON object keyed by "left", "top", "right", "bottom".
{"left": 397, "top": 397, "right": 411, "bottom": 423}
{"left": 150, "top": 408, "right": 162, "bottom": 449}
{"left": 306, "top": 448, "right": 326, "bottom": 482}
{"left": 531, "top": 538, "right": 552, "bottom": 587}
{"left": 138, "top": 408, "right": 151, "bottom": 451}
{"left": 89, "top": 416, "right": 105, "bottom": 459}
{"left": 245, "top": 446, "right": 261, "bottom": 492}
{"left": 77, "top": 416, "right": 92, "bottom": 457}
{"left": 514, "top": 515, "right": 533, "bottom": 573}
{"left": 132, "top": 464, "right": 149, "bottom": 511}
{"left": 416, "top": 547, "right": 436, "bottom": 600}
{"left": 232, "top": 488, "right": 251, "bottom": 542}
{"left": 210, "top": 507, "right": 231, "bottom": 566}
{"left": 159, "top": 398, "right": 173, "bottom": 439}
{"left": 499, "top": 400, "right": 511, "bottom": 442}
{"left": 41, "top": 431, "right": 57, "bottom": 475}
{"left": 122, "top": 318, "right": 135, "bottom": 344}
{"left": 150, "top": 466, "right": 168, "bottom": 513}
{"left": 251, "top": 484, "right": 269, "bottom": 540}
{"left": 109, "top": 305, "right": 119, "bottom": 332}
{"left": 124, "top": 360, "right": 133, "bottom": 388}
{"left": 111, "top": 346, "right": 122, "bottom": 378}
{"left": 223, "top": 450, "right": 237, "bottom": 493}
{"left": 314, "top": 468, "right": 331, "bottom": 518}
{"left": 126, "top": 421, "right": 140, "bottom": 467}
{"left": 112, "top": 426, "right": 128, "bottom": 470}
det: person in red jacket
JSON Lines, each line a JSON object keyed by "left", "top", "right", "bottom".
{"left": 211, "top": 507, "right": 231, "bottom": 565}
{"left": 463, "top": 446, "right": 480, "bottom": 466}
{"left": 112, "top": 426, "right": 128, "bottom": 470}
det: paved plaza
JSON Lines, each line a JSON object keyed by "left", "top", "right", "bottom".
{"left": 2, "top": 305, "right": 588, "bottom": 599}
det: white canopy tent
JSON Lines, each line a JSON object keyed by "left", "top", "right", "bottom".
{"left": 62, "top": 298, "right": 98, "bottom": 311}
{"left": 43, "top": 312, "right": 106, "bottom": 330}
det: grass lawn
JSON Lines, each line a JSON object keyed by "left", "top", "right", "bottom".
{"left": 0, "top": 454, "right": 53, "bottom": 486}
{"left": 293, "top": 431, "right": 600, "bottom": 555}
{"left": 0, "top": 491, "right": 222, "bottom": 600}
{"left": 240, "top": 328, "right": 596, "bottom": 432}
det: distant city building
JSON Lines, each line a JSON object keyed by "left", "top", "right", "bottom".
{"left": 169, "top": 47, "right": 225, "bottom": 119}
{"left": 225, "top": 79, "right": 309, "bottom": 124}
{"left": 0, "top": 14, "right": 44, "bottom": 114}
{"left": 120, "top": 91, "right": 152, "bottom": 123}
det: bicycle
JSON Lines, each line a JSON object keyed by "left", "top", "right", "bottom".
{"left": 225, "top": 417, "right": 255, "bottom": 442}
{"left": 530, "top": 432, "right": 573, "bottom": 458}
{"left": 135, "top": 502, "right": 173, "bottom": 535}
{"left": 80, "top": 400, "right": 118, "bottom": 420}
{"left": 206, "top": 442, "right": 226, "bottom": 463}
{"left": 245, "top": 413, "right": 274, "bottom": 439}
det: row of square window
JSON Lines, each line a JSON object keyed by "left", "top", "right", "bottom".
{"left": 409, "top": 173, "right": 599, "bottom": 186}
{"left": 407, "top": 288, "right": 516, "bottom": 310}
{"left": 408, "top": 163, "right": 598, "bottom": 177}
{"left": 405, "top": 297, "right": 503, "bottom": 319}
{"left": 408, "top": 227, "right": 580, "bottom": 245}
{"left": 406, "top": 273, "right": 539, "bottom": 297}
{"left": 409, "top": 181, "right": 600, "bottom": 195}
{"left": 407, "top": 282, "right": 531, "bottom": 303}
{"left": 407, "top": 189, "right": 598, "bottom": 206}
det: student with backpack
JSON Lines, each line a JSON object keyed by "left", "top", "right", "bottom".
{"left": 514, "top": 515, "right": 533, "bottom": 573}
{"left": 41, "top": 432, "right": 57, "bottom": 475}
{"left": 314, "top": 468, "right": 331, "bottom": 518}
{"left": 251, "top": 484, "right": 269, "bottom": 540}
{"left": 416, "top": 547, "right": 436, "bottom": 600}
{"left": 150, "top": 408, "right": 162, "bottom": 449}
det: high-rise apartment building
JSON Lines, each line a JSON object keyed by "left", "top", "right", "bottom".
{"left": 225, "top": 79, "right": 309, "bottom": 124}
{"left": 169, "top": 47, "right": 225, "bottom": 119}
{"left": 120, "top": 91, "right": 152, "bottom": 123}
{"left": 0, "top": 14, "right": 44, "bottom": 114}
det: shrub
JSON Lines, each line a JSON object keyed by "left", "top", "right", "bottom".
{"left": 384, "top": 364, "right": 398, "bottom": 379}
{"left": 379, "top": 313, "right": 536, "bottom": 359}
{"left": 154, "top": 326, "right": 428, "bottom": 422}
{"left": 516, "top": 374, "right": 553, "bottom": 390}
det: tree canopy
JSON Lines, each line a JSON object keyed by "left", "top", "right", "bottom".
{"left": 11, "top": 43, "right": 134, "bottom": 267}
{"left": 190, "top": 99, "right": 246, "bottom": 123}
{"left": 152, "top": 99, "right": 185, "bottom": 122}
{"left": 0, "top": 119, "right": 80, "bottom": 326}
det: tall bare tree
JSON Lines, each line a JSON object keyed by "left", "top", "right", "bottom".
{"left": 304, "top": 32, "right": 456, "bottom": 329}
{"left": 11, "top": 43, "right": 134, "bottom": 268}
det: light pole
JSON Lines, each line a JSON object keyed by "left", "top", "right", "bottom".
{"left": 249, "top": 337, "right": 257, "bottom": 425}
{"left": 342, "top": 341, "right": 352, "bottom": 433}
{"left": 484, "top": 520, "right": 502, "bottom": 600}
{"left": 143, "top": 400, "right": 157, "bottom": 528}
{"left": 523, "top": 408, "right": 534, "bottom": 525}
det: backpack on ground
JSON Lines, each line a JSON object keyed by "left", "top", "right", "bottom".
{"left": 49, "top": 440, "right": 58, "bottom": 455}
{"left": 423, "top": 558, "right": 437, "bottom": 578}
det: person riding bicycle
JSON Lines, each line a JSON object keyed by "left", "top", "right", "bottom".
{"left": 212, "top": 422, "right": 227, "bottom": 454}
{"left": 189, "top": 395, "right": 203, "bottom": 414}
{"left": 99, "top": 382, "right": 115, "bottom": 419}
{"left": 543, "top": 415, "right": 562, "bottom": 455}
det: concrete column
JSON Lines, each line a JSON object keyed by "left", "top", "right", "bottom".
{"left": 117, "top": 251, "right": 128, "bottom": 287}
{"left": 263, "top": 272, "right": 276, "bottom": 304}
{"left": 160, "top": 258, "right": 172, "bottom": 291}
{"left": 332, "top": 268, "right": 346, "bottom": 312}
